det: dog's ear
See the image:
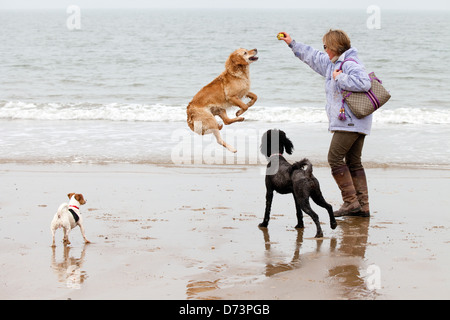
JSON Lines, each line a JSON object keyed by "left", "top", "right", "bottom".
{"left": 230, "top": 51, "right": 247, "bottom": 66}
{"left": 67, "top": 193, "right": 75, "bottom": 199}
{"left": 280, "top": 131, "right": 294, "bottom": 155}
{"left": 75, "top": 194, "right": 86, "bottom": 205}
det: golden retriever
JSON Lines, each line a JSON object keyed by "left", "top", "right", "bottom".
{"left": 186, "top": 48, "right": 258, "bottom": 153}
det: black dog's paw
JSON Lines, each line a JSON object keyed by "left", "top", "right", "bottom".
{"left": 330, "top": 221, "right": 338, "bottom": 230}
{"left": 294, "top": 223, "right": 304, "bottom": 229}
{"left": 314, "top": 231, "right": 324, "bottom": 238}
{"left": 258, "top": 222, "right": 268, "bottom": 228}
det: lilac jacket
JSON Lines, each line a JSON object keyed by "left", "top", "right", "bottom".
{"left": 289, "top": 40, "right": 373, "bottom": 135}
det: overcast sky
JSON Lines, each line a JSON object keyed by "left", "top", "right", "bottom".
{"left": 1, "top": 0, "right": 450, "bottom": 11}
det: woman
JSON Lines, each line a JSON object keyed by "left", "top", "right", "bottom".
{"left": 279, "top": 29, "right": 371, "bottom": 217}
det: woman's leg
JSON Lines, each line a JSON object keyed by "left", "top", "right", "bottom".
{"left": 328, "top": 132, "right": 364, "bottom": 217}
{"left": 342, "top": 135, "right": 370, "bottom": 216}
{"left": 345, "top": 134, "right": 370, "bottom": 216}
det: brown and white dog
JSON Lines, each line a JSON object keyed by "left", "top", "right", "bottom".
{"left": 186, "top": 48, "right": 258, "bottom": 153}
{"left": 51, "top": 193, "right": 90, "bottom": 247}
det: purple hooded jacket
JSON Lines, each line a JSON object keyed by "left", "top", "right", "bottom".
{"left": 289, "top": 40, "right": 373, "bottom": 135}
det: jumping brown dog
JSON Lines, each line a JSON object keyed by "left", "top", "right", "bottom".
{"left": 186, "top": 48, "right": 258, "bottom": 153}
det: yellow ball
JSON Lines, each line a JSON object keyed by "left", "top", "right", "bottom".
{"left": 277, "top": 33, "right": 285, "bottom": 40}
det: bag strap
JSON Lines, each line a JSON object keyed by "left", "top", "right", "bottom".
{"left": 338, "top": 58, "right": 358, "bottom": 121}
{"left": 338, "top": 58, "right": 358, "bottom": 71}
{"left": 338, "top": 58, "right": 363, "bottom": 121}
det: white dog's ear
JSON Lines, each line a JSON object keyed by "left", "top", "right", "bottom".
{"left": 75, "top": 194, "right": 86, "bottom": 205}
{"left": 67, "top": 193, "right": 75, "bottom": 199}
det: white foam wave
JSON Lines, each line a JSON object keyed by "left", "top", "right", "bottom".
{"left": 249, "top": 106, "right": 450, "bottom": 125}
{"left": 1, "top": 101, "right": 449, "bottom": 125}
{"left": 0, "top": 101, "right": 187, "bottom": 122}
{"left": 374, "top": 107, "right": 450, "bottom": 125}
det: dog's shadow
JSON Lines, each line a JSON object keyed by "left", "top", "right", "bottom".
{"left": 51, "top": 244, "right": 88, "bottom": 289}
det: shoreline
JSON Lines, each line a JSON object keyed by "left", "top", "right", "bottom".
{"left": 1, "top": 120, "right": 449, "bottom": 170}
{"left": 1, "top": 163, "right": 449, "bottom": 300}
{"left": 1, "top": 159, "right": 449, "bottom": 171}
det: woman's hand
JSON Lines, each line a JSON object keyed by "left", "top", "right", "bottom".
{"left": 333, "top": 69, "right": 343, "bottom": 80}
{"left": 278, "top": 32, "right": 292, "bottom": 45}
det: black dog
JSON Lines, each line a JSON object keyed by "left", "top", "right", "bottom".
{"left": 259, "top": 129, "right": 337, "bottom": 238}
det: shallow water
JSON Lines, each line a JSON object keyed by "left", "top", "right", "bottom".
{"left": 1, "top": 120, "right": 448, "bottom": 168}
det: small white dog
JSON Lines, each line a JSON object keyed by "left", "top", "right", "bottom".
{"left": 51, "top": 193, "right": 90, "bottom": 247}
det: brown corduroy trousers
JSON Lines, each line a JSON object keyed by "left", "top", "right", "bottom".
{"left": 328, "top": 131, "right": 366, "bottom": 170}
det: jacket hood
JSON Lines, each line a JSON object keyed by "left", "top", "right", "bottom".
{"left": 337, "top": 47, "right": 358, "bottom": 62}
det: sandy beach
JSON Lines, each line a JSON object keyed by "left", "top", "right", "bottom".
{"left": 0, "top": 163, "right": 449, "bottom": 300}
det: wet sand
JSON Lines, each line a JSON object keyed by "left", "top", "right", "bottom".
{"left": 0, "top": 163, "right": 449, "bottom": 300}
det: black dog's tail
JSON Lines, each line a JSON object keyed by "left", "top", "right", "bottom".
{"left": 289, "top": 158, "right": 313, "bottom": 178}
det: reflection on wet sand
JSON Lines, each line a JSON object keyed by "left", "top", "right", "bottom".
{"left": 187, "top": 217, "right": 375, "bottom": 300}
{"left": 260, "top": 217, "right": 374, "bottom": 299}
{"left": 186, "top": 279, "right": 220, "bottom": 300}
{"left": 51, "top": 245, "right": 88, "bottom": 289}
{"left": 260, "top": 227, "right": 325, "bottom": 277}
{"left": 329, "top": 217, "right": 373, "bottom": 299}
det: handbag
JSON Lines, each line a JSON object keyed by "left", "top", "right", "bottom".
{"left": 338, "top": 58, "right": 391, "bottom": 120}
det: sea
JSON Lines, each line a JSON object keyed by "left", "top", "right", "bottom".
{"left": 1, "top": 8, "right": 449, "bottom": 168}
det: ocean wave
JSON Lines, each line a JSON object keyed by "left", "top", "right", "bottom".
{"left": 1, "top": 101, "right": 449, "bottom": 125}
{"left": 246, "top": 106, "right": 450, "bottom": 125}
{"left": 0, "top": 101, "right": 187, "bottom": 122}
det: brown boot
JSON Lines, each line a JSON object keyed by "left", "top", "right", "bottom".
{"left": 351, "top": 168, "right": 370, "bottom": 217}
{"left": 332, "top": 165, "right": 361, "bottom": 217}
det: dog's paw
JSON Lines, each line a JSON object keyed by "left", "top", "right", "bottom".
{"left": 330, "top": 220, "right": 337, "bottom": 229}
{"left": 314, "top": 231, "right": 324, "bottom": 238}
{"left": 258, "top": 222, "right": 268, "bottom": 228}
{"left": 227, "top": 146, "right": 237, "bottom": 153}
{"left": 236, "top": 110, "right": 246, "bottom": 117}
{"left": 295, "top": 223, "right": 304, "bottom": 229}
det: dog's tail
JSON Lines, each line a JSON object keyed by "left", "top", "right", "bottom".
{"left": 289, "top": 158, "right": 313, "bottom": 178}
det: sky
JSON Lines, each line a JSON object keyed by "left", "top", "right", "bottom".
{"left": 1, "top": 0, "right": 450, "bottom": 11}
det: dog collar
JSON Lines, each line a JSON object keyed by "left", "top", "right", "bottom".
{"left": 69, "top": 205, "right": 79, "bottom": 210}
